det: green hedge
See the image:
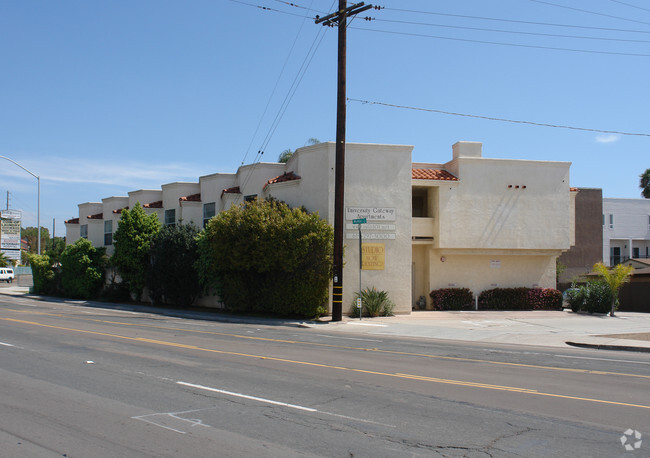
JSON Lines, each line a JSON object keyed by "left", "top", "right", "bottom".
{"left": 196, "top": 198, "right": 333, "bottom": 318}
{"left": 429, "top": 288, "right": 474, "bottom": 310}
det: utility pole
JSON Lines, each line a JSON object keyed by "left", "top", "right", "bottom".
{"left": 316, "top": 1, "right": 373, "bottom": 321}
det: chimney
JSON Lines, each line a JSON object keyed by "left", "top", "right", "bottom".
{"left": 452, "top": 141, "right": 482, "bottom": 160}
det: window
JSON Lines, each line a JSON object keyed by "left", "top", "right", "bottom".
{"left": 244, "top": 194, "right": 257, "bottom": 202}
{"left": 80, "top": 224, "right": 88, "bottom": 239}
{"left": 104, "top": 220, "right": 113, "bottom": 246}
{"left": 203, "top": 202, "right": 216, "bottom": 228}
{"left": 609, "top": 214, "right": 614, "bottom": 229}
{"left": 164, "top": 209, "right": 175, "bottom": 226}
{"left": 633, "top": 247, "right": 640, "bottom": 258}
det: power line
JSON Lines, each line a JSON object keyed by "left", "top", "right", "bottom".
{"left": 529, "top": 0, "right": 650, "bottom": 26}
{"left": 608, "top": 0, "right": 650, "bottom": 13}
{"left": 349, "top": 26, "right": 650, "bottom": 57}
{"left": 347, "top": 98, "right": 650, "bottom": 138}
{"left": 382, "top": 7, "right": 650, "bottom": 34}
{"left": 373, "top": 17, "right": 650, "bottom": 43}
{"left": 239, "top": 1, "right": 318, "bottom": 167}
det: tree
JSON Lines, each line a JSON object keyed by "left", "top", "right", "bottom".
{"left": 278, "top": 149, "right": 293, "bottom": 163}
{"left": 277, "top": 138, "right": 321, "bottom": 163}
{"left": 112, "top": 203, "right": 161, "bottom": 301}
{"left": 592, "top": 262, "right": 634, "bottom": 316}
{"left": 148, "top": 223, "right": 200, "bottom": 307}
{"left": 196, "top": 198, "right": 333, "bottom": 318}
{"left": 45, "top": 237, "right": 66, "bottom": 265}
{"left": 21, "top": 226, "right": 50, "bottom": 254}
{"left": 0, "top": 251, "right": 7, "bottom": 267}
{"left": 60, "top": 239, "right": 106, "bottom": 299}
{"left": 640, "top": 168, "right": 650, "bottom": 198}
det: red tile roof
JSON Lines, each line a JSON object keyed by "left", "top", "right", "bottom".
{"left": 412, "top": 168, "right": 458, "bottom": 181}
{"left": 221, "top": 186, "right": 241, "bottom": 198}
{"left": 65, "top": 217, "right": 80, "bottom": 224}
{"left": 570, "top": 187, "right": 579, "bottom": 192}
{"left": 113, "top": 206, "right": 129, "bottom": 214}
{"left": 143, "top": 200, "right": 163, "bottom": 209}
{"left": 180, "top": 193, "right": 201, "bottom": 202}
{"left": 87, "top": 212, "right": 103, "bottom": 220}
{"left": 263, "top": 171, "right": 301, "bottom": 190}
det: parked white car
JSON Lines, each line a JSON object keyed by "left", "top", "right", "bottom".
{"left": 0, "top": 268, "right": 15, "bottom": 283}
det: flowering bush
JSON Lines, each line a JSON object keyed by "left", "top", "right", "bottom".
{"left": 478, "top": 287, "right": 562, "bottom": 310}
{"left": 429, "top": 288, "right": 474, "bottom": 310}
{"left": 527, "top": 288, "right": 563, "bottom": 310}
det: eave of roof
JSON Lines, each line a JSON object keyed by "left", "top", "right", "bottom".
{"left": 412, "top": 168, "right": 458, "bottom": 181}
{"left": 263, "top": 171, "right": 301, "bottom": 190}
{"left": 180, "top": 193, "right": 202, "bottom": 203}
{"left": 143, "top": 200, "right": 163, "bottom": 209}
{"left": 221, "top": 186, "right": 241, "bottom": 198}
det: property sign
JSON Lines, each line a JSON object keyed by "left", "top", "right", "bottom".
{"left": 346, "top": 207, "right": 396, "bottom": 221}
{"left": 1, "top": 209, "right": 21, "bottom": 220}
{"left": 362, "top": 243, "right": 385, "bottom": 270}
{"left": 1, "top": 218, "right": 21, "bottom": 250}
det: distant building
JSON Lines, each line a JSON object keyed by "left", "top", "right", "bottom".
{"left": 557, "top": 188, "right": 603, "bottom": 289}
{"left": 65, "top": 141, "right": 575, "bottom": 314}
{"left": 602, "top": 198, "right": 650, "bottom": 266}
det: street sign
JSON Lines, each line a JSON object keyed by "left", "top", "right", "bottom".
{"left": 352, "top": 218, "right": 366, "bottom": 225}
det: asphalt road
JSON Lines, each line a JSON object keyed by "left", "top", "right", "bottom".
{"left": 1, "top": 294, "right": 648, "bottom": 457}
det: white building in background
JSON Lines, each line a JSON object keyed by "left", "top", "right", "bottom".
{"left": 602, "top": 198, "right": 650, "bottom": 266}
{"left": 65, "top": 141, "right": 575, "bottom": 314}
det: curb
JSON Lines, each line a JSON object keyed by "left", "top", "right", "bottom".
{"left": 565, "top": 341, "right": 650, "bottom": 353}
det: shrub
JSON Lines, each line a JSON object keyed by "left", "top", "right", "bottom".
{"left": 527, "top": 288, "right": 563, "bottom": 310}
{"left": 148, "top": 224, "right": 200, "bottom": 307}
{"left": 28, "top": 253, "right": 58, "bottom": 295}
{"left": 196, "top": 198, "right": 333, "bottom": 318}
{"left": 568, "top": 281, "right": 612, "bottom": 314}
{"left": 60, "top": 239, "right": 106, "bottom": 300}
{"left": 350, "top": 287, "right": 395, "bottom": 317}
{"left": 429, "top": 288, "right": 474, "bottom": 311}
{"left": 478, "top": 287, "right": 529, "bottom": 310}
{"left": 112, "top": 203, "right": 161, "bottom": 301}
{"left": 478, "top": 287, "right": 563, "bottom": 310}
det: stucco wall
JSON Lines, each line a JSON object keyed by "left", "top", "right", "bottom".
{"left": 438, "top": 157, "right": 572, "bottom": 250}
{"left": 161, "top": 182, "right": 200, "bottom": 227}
{"left": 102, "top": 196, "right": 129, "bottom": 255}
{"left": 428, "top": 250, "right": 557, "bottom": 297}
{"left": 78, "top": 202, "right": 103, "bottom": 248}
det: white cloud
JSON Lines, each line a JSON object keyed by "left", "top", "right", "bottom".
{"left": 595, "top": 134, "right": 620, "bottom": 144}
{"left": 0, "top": 157, "right": 210, "bottom": 189}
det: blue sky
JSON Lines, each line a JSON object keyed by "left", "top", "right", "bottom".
{"left": 1, "top": 0, "right": 649, "bottom": 236}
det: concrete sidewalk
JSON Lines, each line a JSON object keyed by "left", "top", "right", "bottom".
{"left": 323, "top": 310, "right": 650, "bottom": 352}
{"left": 2, "top": 285, "right": 650, "bottom": 352}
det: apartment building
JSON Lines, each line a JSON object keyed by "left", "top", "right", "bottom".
{"left": 65, "top": 141, "right": 574, "bottom": 314}
{"left": 602, "top": 198, "right": 650, "bottom": 266}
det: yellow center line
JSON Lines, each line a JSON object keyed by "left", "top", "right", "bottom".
{"left": 3, "top": 316, "right": 650, "bottom": 411}
{"left": 4, "top": 308, "right": 650, "bottom": 381}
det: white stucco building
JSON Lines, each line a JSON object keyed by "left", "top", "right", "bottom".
{"left": 65, "top": 141, "right": 575, "bottom": 314}
{"left": 602, "top": 198, "right": 650, "bottom": 266}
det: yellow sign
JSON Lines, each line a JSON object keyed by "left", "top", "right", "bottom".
{"left": 362, "top": 243, "right": 385, "bottom": 270}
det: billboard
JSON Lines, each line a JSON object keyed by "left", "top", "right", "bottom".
{"left": 1, "top": 210, "right": 22, "bottom": 261}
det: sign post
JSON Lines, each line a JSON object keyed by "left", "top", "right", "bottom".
{"left": 352, "top": 217, "right": 366, "bottom": 319}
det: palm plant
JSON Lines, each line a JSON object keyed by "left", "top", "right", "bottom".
{"left": 592, "top": 262, "right": 635, "bottom": 316}
{"left": 640, "top": 168, "right": 650, "bottom": 198}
